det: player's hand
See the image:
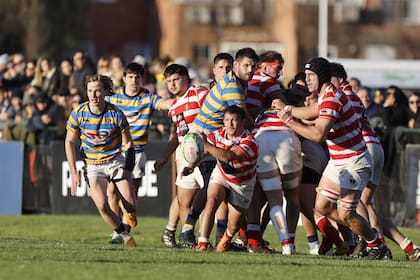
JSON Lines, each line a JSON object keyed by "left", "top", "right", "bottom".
{"left": 154, "top": 157, "right": 167, "bottom": 171}
{"left": 181, "top": 166, "right": 194, "bottom": 177}
{"left": 70, "top": 173, "right": 80, "bottom": 196}
{"left": 278, "top": 108, "right": 293, "bottom": 125}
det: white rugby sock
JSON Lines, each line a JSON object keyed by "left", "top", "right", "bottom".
{"left": 270, "top": 205, "right": 289, "bottom": 243}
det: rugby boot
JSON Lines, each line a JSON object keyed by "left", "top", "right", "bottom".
{"left": 161, "top": 230, "right": 178, "bottom": 248}
{"left": 407, "top": 247, "right": 420, "bottom": 261}
{"left": 216, "top": 234, "right": 231, "bottom": 253}
{"left": 179, "top": 230, "right": 197, "bottom": 248}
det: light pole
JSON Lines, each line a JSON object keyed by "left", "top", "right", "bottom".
{"left": 318, "top": 0, "right": 328, "bottom": 57}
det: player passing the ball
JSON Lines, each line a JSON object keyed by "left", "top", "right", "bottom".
{"left": 196, "top": 105, "right": 259, "bottom": 252}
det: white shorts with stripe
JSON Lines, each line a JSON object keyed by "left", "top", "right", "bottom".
{"left": 322, "top": 151, "right": 372, "bottom": 191}
{"left": 209, "top": 165, "right": 255, "bottom": 209}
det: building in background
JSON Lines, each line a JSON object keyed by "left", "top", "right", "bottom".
{"left": 80, "top": 0, "right": 420, "bottom": 88}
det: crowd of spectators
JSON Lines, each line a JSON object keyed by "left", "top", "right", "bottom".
{"left": 0, "top": 51, "right": 187, "bottom": 144}
{"left": 1, "top": 51, "right": 420, "bottom": 148}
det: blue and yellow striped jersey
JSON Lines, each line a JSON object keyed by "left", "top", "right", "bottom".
{"left": 66, "top": 101, "right": 129, "bottom": 165}
{"left": 197, "top": 78, "right": 216, "bottom": 92}
{"left": 193, "top": 71, "right": 246, "bottom": 132}
{"left": 106, "top": 89, "right": 163, "bottom": 153}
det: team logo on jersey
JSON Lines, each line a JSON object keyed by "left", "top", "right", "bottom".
{"left": 86, "top": 129, "right": 110, "bottom": 144}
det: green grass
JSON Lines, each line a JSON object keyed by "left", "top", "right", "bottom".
{"left": 1, "top": 215, "right": 420, "bottom": 280}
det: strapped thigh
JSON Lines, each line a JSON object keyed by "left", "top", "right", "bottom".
{"left": 337, "top": 197, "right": 359, "bottom": 211}
{"left": 316, "top": 187, "right": 339, "bottom": 203}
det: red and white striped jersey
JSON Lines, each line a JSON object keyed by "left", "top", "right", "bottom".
{"left": 246, "top": 71, "right": 283, "bottom": 118}
{"left": 168, "top": 86, "right": 208, "bottom": 142}
{"left": 318, "top": 84, "right": 366, "bottom": 163}
{"left": 207, "top": 127, "right": 258, "bottom": 184}
{"left": 252, "top": 108, "right": 292, "bottom": 135}
{"left": 340, "top": 83, "right": 381, "bottom": 145}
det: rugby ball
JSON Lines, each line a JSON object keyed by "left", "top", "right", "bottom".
{"left": 181, "top": 132, "right": 204, "bottom": 164}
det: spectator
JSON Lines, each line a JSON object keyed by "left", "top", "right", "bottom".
{"left": 357, "top": 86, "right": 384, "bottom": 134}
{"left": 27, "top": 94, "right": 65, "bottom": 144}
{"left": 408, "top": 91, "right": 420, "bottom": 128}
{"left": 7, "top": 87, "right": 24, "bottom": 122}
{"left": 97, "top": 56, "right": 110, "bottom": 76}
{"left": 109, "top": 55, "right": 124, "bottom": 90}
{"left": 70, "top": 50, "right": 94, "bottom": 96}
{"left": 149, "top": 55, "right": 172, "bottom": 92}
{"left": 380, "top": 85, "right": 410, "bottom": 175}
{"left": 0, "top": 53, "right": 8, "bottom": 80}
{"left": 31, "top": 57, "right": 58, "bottom": 96}
{"left": 3, "top": 93, "right": 36, "bottom": 143}
{"left": 348, "top": 77, "right": 361, "bottom": 92}
{"left": 0, "top": 87, "right": 10, "bottom": 121}
{"left": 357, "top": 87, "right": 381, "bottom": 119}
{"left": 373, "top": 89, "right": 386, "bottom": 106}
{"left": 57, "top": 58, "right": 73, "bottom": 97}
{"left": 2, "top": 53, "right": 30, "bottom": 91}
{"left": 23, "top": 59, "right": 36, "bottom": 86}
{"left": 381, "top": 85, "right": 410, "bottom": 128}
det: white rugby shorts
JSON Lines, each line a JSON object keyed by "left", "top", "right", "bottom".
{"left": 131, "top": 151, "right": 147, "bottom": 179}
{"left": 175, "top": 146, "right": 204, "bottom": 189}
{"left": 86, "top": 154, "right": 127, "bottom": 181}
{"left": 366, "top": 142, "right": 384, "bottom": 186}
{"left": 255, "top": 131, "right": 302, "bottom": 174}
{"left": 322, "top": 152, "right": 372, "bottom": 191}
{"left": 209, "top": 165, "right": 255, "bottom": 209}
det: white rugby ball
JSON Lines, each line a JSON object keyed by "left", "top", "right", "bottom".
{"left": 181, "top": 132, "right": 204, "bottom": 164}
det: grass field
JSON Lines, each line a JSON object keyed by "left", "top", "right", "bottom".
{"left": 1, "top": 215, "right": 420, "bottom": 280}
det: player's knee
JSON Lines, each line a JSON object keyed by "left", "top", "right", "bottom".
{"left": 259, "top": 176, "right": 282, "bottom": 191}
{"left": 283, "top": 176, "right": 300, "bottom": 190}
{"left": 315, "top": 199, "right": 334, "bottom": 216}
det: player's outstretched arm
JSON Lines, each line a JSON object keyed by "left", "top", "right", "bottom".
{"left": 65, "top": 130, "right": 80, "bottom": 196}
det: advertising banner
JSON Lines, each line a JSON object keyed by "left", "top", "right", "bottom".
{"left": 50, "top": 141, "right": 172, "bottom": 216}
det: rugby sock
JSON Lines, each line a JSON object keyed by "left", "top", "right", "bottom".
{"left": 239, "top": 227, "right": 247, "bottom": 238}
{"left": 198, "top": 237, "right": 210, "bottom": 248}
{"left": 123, "top": 224, "right": 131, "bottom": 233}
{"left": 115, "top": 223, "right": 126, "bottom": 234}
{"left": 269, "top": 205, "right": 289, "bottom": 244}
{"left": 308, "top": 235, "right": 319, "bottom": 250}
{"left": 185, "top": 209, "right": 200, "bottom": 226}
{"left": 366, "top": 232, "right": 383, "bottom": 248}
{"left": 288, "top": 233, "right": 296, "bottom": 244}
{"left": 216, "top": 219, "right": 227, "bottom": 236}
{"left": 225, "top": 229, "right": 233, "bottom": 239}
{"left": 247, "top": 224, "right": 261, "bottom": 247}
{"left": 307, "top": 234, "right": 318, "bottom": 243}
{"left": 215, "top": 219, "right": 227, "bottom": 243}
{"left": 316, "top": 216, "right": 343, "bottom": 247}
{"left": 165, "top": 223, "right": 177, "bottom": 232}
{"left": 401, "top": 238, "right": 415, "bottom": 253}
{"left": 181, "top": 223, "right": 194, "bottom": 233}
